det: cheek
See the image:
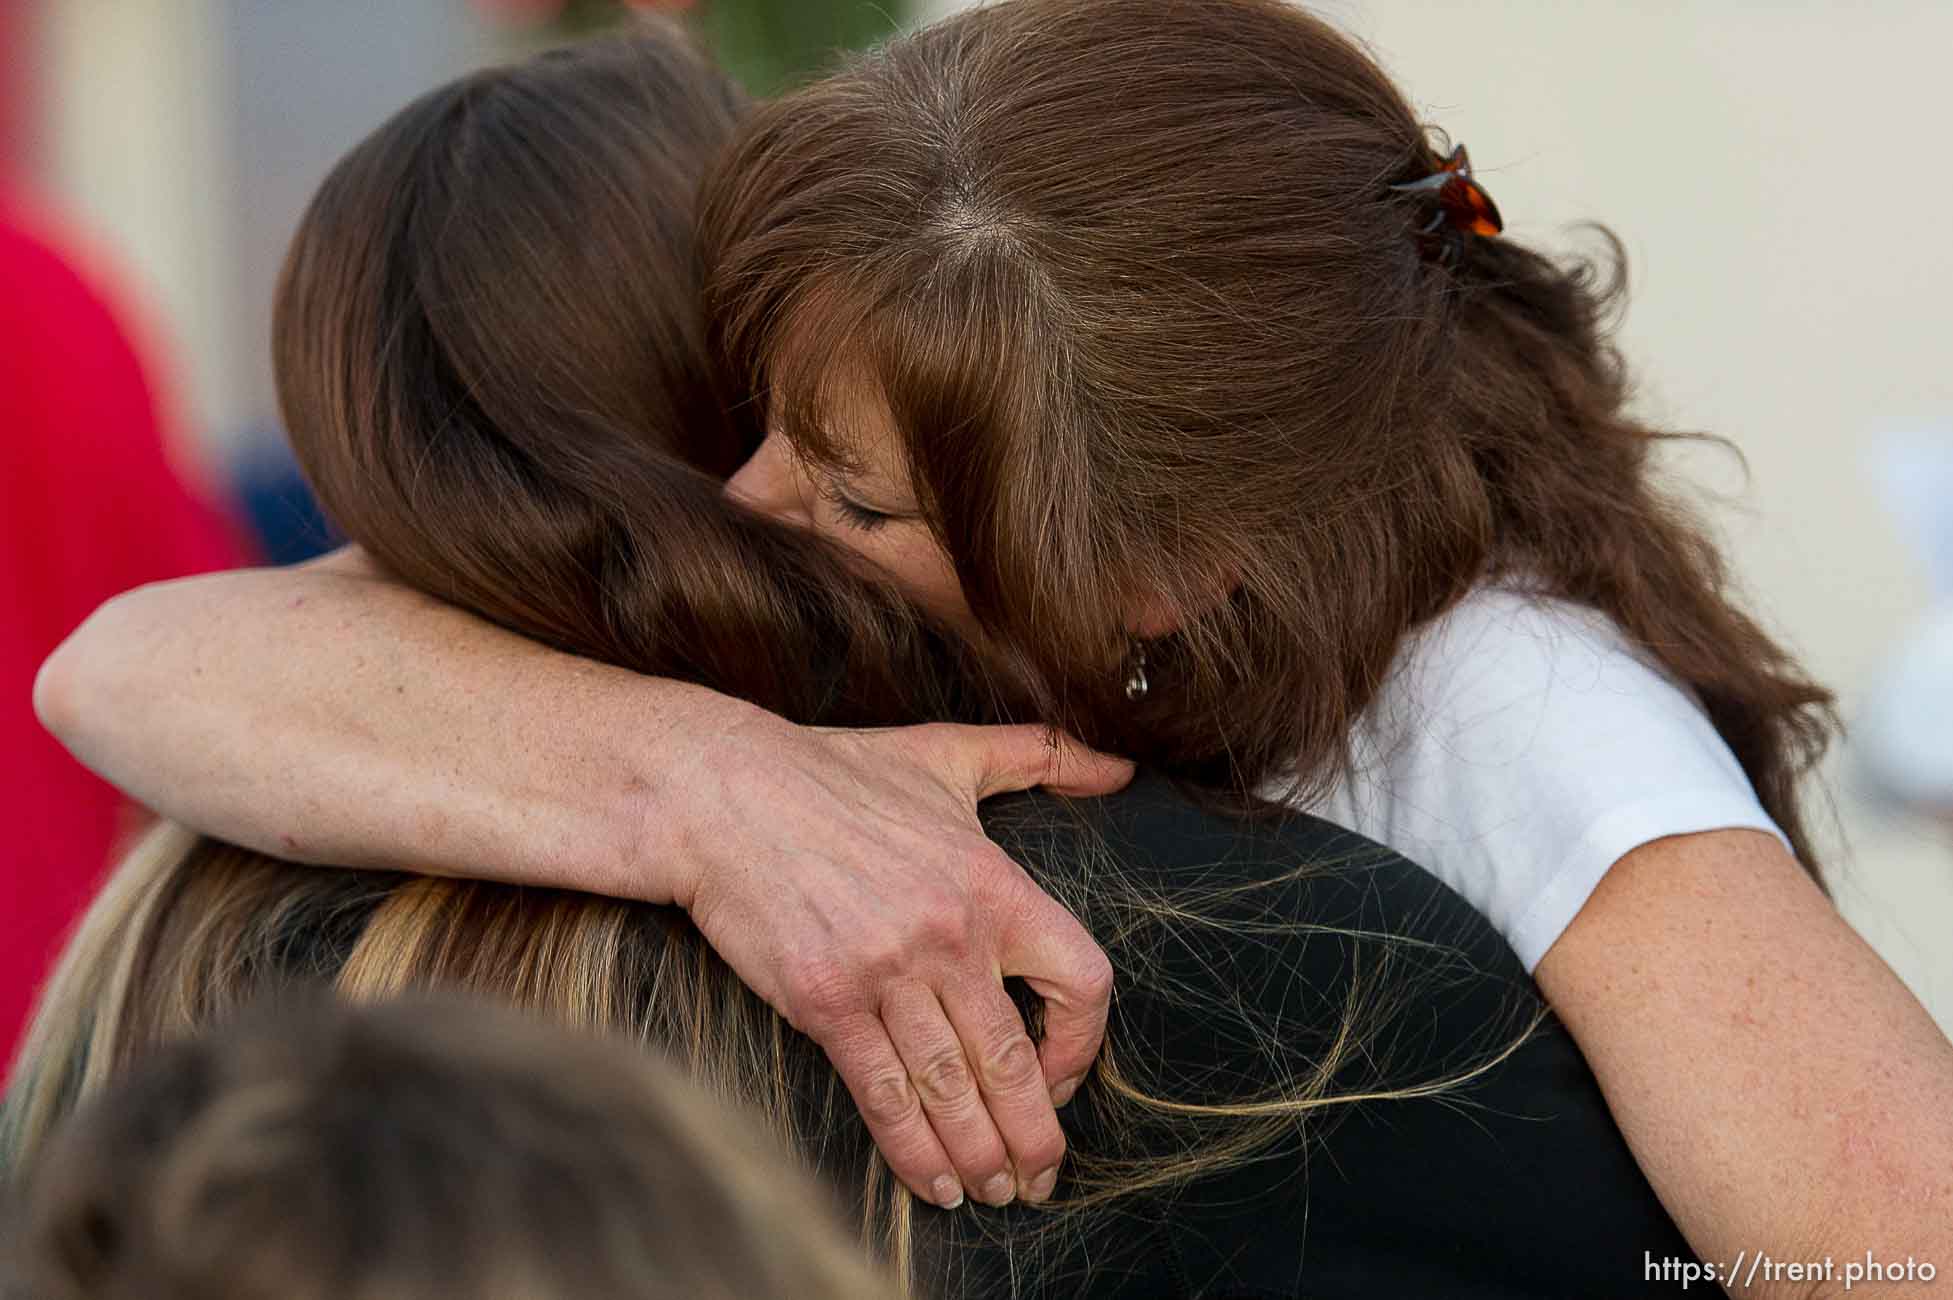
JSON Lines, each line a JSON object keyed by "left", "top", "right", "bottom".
{"left": 889, "top": 543, "right": 974, "bottom": 631}
{"left": 815, "top": 519, "right": 975, "bottom": 632}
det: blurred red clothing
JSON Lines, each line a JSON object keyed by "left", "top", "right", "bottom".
{"left": 1, "top": 197, "right": 245, "bottom": 1066}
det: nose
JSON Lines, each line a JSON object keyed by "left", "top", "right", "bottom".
{"left": 724, "top": 431, "right": 813, "bottom": 526}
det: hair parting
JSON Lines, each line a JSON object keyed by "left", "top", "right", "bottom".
{"left": 701, "top": 0, "right": 1836, "bottom": 862}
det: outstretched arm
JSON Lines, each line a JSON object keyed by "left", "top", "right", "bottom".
{"left": 35, "top": 547, "right": 1131, "bottom": 1211}
{"left": 38, "top": 546, "right": 718, "bottom": 890}
{"left": 1537, "top": 829, "right": 1953, "bottom": 1298}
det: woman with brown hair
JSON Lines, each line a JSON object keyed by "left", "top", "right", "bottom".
{"left": 5, "top": 20, "right": 1705, "bottom": 1297}
{"left": 35, "top": 0, "right": 1953, "bottom": 1280}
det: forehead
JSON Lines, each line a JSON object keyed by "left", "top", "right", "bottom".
{"left": 773, "top": 353, "right": 910, "bottom": 494}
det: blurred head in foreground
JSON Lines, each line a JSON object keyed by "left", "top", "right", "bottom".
{"left": 1, "top": 994, "right": 893, "bottom": 1300}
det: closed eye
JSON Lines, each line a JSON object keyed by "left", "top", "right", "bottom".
{"left": 819, "top": 481, "right": 894, "bottom": 533}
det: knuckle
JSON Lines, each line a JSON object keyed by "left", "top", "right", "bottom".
{"left": 1074, "top": 947, "right": 1115, "bottom": 1001}
{"left": 976, "top": 1030, "right": 1043, "bottom": 1092}
{"left": 858, "top": 1070, "right": 922, "bottom": 1128}
{"left": 853, "top": 935, "right": 908, "bottom": 981}
{"left": 912, "top": 1049, "right": 976, "bottom": 1107}
{"left": 915, "top": 901, "right": 978, "bottom": 958}
{"left": 787, "top": 959, "right": 860, "bottom": 1028}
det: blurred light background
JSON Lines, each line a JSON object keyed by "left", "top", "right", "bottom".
{"left": 4, "top": 1, "right": 1950, "bottom": 1025}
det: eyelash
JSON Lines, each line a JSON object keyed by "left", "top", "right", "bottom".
{"left": 822, "top": 484, "right": 893, "bottom": 533}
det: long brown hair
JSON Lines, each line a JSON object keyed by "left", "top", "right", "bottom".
{"left": 3, "top": 17, "right": 1534, "bottom": 1296}
{"left": 702, "top": 0, "right": 1836, "bottom": 865}
{"left": 271, "top": 17, "right": 993, "bottom": 729}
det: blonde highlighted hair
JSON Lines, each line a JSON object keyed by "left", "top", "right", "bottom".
{"left": 6, "top": 992, "right": 896, "bottom": 1300}
{"left": 5, "top": 807, "right": 1535, "bottom": 1295}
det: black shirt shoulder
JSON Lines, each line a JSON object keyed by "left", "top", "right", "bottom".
{"left": 953, "top": 772, "right": 1700, "bottom": 1299}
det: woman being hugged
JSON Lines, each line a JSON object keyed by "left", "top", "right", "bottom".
{"left": 38, "top": 0, "right": 1953, "bottom": 1276}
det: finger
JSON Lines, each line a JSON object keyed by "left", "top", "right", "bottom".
{"left": 883, "top": 982, "right": 1017, "bottom": 1207}
{"left": 965, "top": 725, "right": 1134, "bottom": 800}
{"left": 940, "top": 973, "right": 1069, "bottom": 1203}
{"left": 823, "top": 1012, "right": 966, "bottom": 1210}
{"left": 999, "top": 892, "right": 1113, "bottom": 1104}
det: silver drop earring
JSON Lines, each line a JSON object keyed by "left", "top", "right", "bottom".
{"left": 1123, "top": 642, "right": 1149, "bottom": 702}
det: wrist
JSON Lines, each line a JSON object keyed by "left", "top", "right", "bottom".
{"left": 612, "top": 681, "right": 790, "bottom": 909}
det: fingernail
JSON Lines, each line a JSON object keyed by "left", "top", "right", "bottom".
{"left": 1051, "top": 1075, "right": 1083, "bottom": 1108}
{"left": 1024, "top": 1166, "right": 1058, "bottom": 1202}
{"left": 981, "top": 1172, "right": 1015, "bottom": 1206}
{"left": 932, "top": 1176, "right": 964, "bottom": 1209}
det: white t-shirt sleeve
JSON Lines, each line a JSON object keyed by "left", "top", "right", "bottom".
{"left": 1305, "top": 586, "right": 1788, "bottom": 973}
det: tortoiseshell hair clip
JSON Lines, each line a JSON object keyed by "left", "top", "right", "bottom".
{"left": 1389, "top": 143, "right": 1503, "bottom": 267}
